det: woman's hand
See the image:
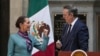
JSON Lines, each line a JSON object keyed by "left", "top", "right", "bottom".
{"left": 43, "top": 29, "right": 48, "bottom": 37}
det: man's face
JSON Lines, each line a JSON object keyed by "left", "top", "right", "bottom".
{"left": 63, "top": 9, "right": 73, "bottom": 24}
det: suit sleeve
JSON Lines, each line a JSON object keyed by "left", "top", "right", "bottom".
{"left": 60, "top": 24, "right": 67, "bottom": 41}
{"left": 78, "top": 25, "right": 89, "bottom": 51}
{"left": 33, "top": 36, "right": 49, "bottom": 51}
{"left": 7, "top": 35, "right": 14, "bottom": 56}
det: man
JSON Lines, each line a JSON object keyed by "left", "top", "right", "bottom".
{"left": 56, "top": 5, "right": 89, "bottom": 51}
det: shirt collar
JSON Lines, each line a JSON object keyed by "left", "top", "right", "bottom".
{"left": 71, "top": 17, "right": 78, "bottom": 26}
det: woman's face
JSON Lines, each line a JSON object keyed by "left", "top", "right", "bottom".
{"left": 20, "top": 18, "right": 30, "bottom": 32}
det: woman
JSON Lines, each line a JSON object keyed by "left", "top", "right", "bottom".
{"left": 7, "top": 16, "right": 49, "bottom": 56}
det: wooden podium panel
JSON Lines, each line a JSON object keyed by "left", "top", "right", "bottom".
{"left": 58, "top": 51, "right": 71, "bottom": 56}
{"left": 58, "top": 51, "right": 100, "bottom": 56}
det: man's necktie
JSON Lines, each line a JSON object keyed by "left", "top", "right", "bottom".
{"left": 67, "top": 24, "right": 71, "bottom": 37}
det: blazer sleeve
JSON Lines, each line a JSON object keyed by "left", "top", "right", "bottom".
{"left": 78, "top": 25, "right": 89, "bottom": 51}
{"left": 7, "top": 35, "right": 15, "bottom": 56}
{"left": 33, "top": 36, "right": 49, "bottom": 51}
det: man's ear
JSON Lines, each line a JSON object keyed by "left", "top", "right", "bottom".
{"left": 70, "top": 12, "right": 73, "bottom": 16}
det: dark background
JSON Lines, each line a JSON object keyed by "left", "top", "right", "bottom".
{"left": 0, "top": 0, "right": 9, "bottom": 56}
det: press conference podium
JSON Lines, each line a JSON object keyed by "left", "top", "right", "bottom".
{"left": 58, "top": 51, "right": 100, "bottom": 56}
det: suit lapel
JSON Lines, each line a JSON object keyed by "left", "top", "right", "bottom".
{"left": 64, "top": 20, "right": 79, "bottom": 47}
{"left": 61, "top": 24, "right": 68, "bottom": 43}
{"left": 68, "top": 19, "right": 79, "bottom": 40}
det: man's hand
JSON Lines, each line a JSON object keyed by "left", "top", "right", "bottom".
{"left": 56, "top": 40, "right": 62, "bottom": 49}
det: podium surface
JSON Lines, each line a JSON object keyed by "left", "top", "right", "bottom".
{"left": 58, "top": 51, "right": 100, "bottom": 56}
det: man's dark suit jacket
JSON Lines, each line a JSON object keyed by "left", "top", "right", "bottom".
{"left": 61, "top": 19, "right": 89, "bottom": 51}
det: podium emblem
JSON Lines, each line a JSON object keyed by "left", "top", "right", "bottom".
{"left": 71, "top": 49, "right": 87, "bottom": 56}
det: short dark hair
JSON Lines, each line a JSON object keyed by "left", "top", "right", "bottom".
{"left": 63, "top": 5, "right": 78, "bottom": 17}
{"left": 15, "top": 16, "right": 27, "bottom": 29}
